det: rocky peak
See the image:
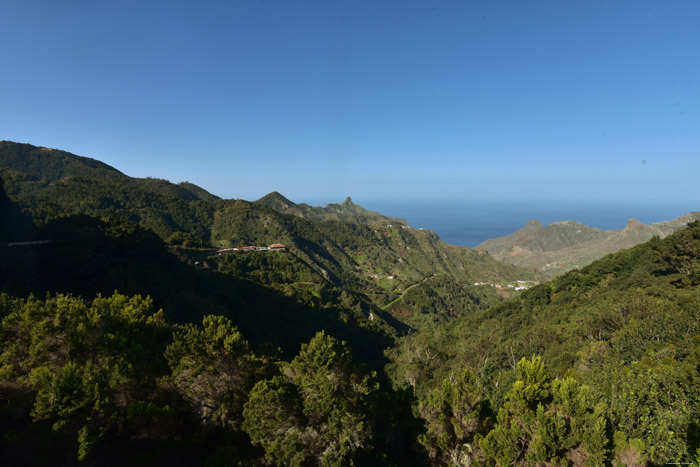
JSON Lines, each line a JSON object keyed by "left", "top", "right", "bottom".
{"left": 625, "top": 218, "right": 644, "bottom": 229}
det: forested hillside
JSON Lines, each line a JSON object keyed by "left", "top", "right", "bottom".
{"left": 0, "top": 141, "right": 539, "bottom": 327}
{"left": 256, "top": 191, "right": 409, "bottom": 227}
{"left": 388, "top": 221, "right": 700, "bottom": 464}
{"left": 0, "top": 293, "right": 405, "bottom": 465}
{"left": 2, "top": 141, "right": 699, "bottom": 465}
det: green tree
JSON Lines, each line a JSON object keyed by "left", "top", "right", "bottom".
{"left": 481, "top": 357, "right": 608, "bottom": 466}
{"left": 416, "top": 368, "right": 493, "bottom": 465}
{"left": 164, "top": 315, "right": 266, "bottom": 429}
{"left": 243, "top": 331, "right": 377, "bottom": 466}
{"left": 480, "top": 356, "right": 552, "bottom": 466}
{"left": 0, "top": 293, "right": 170, "bottom": 460}
{"left": 608, "top": 358, "right": 694, "bottom": 464}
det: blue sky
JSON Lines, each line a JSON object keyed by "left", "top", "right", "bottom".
{"left": 2, "top": 0, "right": 699, "bottom": 206}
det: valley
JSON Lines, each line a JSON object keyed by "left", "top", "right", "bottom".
{"left": 1, "top": 141, "right": 699, "bottom": 465}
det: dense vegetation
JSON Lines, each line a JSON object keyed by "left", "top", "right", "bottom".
{"left": 387, "top": 221, "right": 700, "bottom": 464}
{"left": 0, "top": 293, "right": 393, "bottom": 464}
{"left": 0, "top": 141, "right": 538, "bottom": 327}
{"left": 2, "top": 141, "right": 700, "bottom": 465}
{"left": 255, "top": 191, "right": 409, "bottom": 227}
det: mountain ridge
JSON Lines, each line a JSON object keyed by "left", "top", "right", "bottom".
{"left": 0, "top": 140, "right": 125, "bottom": 180}
{"left": 255, "top": 190, "right": 410, "bottom": 227}
{"left": 0, "top": 141, "right": 220, "bottom": 203}
{"left": 1, "top": 141, "right": 540, "bottom": 329}
{"left": 477, "top": 212, "right": 700, "bottom": 276}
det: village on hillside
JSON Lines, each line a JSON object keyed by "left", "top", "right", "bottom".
{"left": 473, "top": 280, "right": 536, "bottom": 291}
{"left": 215, "top": 243, "right": 286, "bottom": 255}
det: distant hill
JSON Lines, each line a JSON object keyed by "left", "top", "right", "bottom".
{"left": 476, "top": 213, "right": 700, "bottom": 277}
{"left": 0, "top": 142, "right": 222, "bottom": 242}
{"left": 0, "top": 141, "right": 220, "bottom": 202}
{"left": 256, "top": 191, "right": 409, "bottom": 227}
{"left": 0, "top": 140, "right": 125, "bottom": 180}
{"left": 178, "top": 181, "right": 221, "bottom": 201}
{"left": 214, "top": 197, "right": 541, "bottom": 328}
{"left": 255, "top": 191, "right": 543, "bottom": 326}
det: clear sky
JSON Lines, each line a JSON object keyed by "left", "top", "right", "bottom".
{"left": 2, "top": 0, "right": 699, "bottom": 206}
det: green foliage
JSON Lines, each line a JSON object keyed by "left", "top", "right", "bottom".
{"left": 0, "top": 292, "right": 171, "bottom": 460}
{"left": 607, "top": 358, "right": 696, "bottom": 464}
{"left": 5, "top": 142, "right": 700, "bottom": 464}
{"left": 256, "top": 192, "right": 408, "bottom": 227}
{"left": 612, "top": 432, "right": 647, "bottom": 467}
{"left": 243, "top": 377, "right": 307, "bottom": 466}
{"left": 416, "top": 369, "right": 493, "bottom": 465}
{"left": 656, "top": 220, "right": 700, "bottom": 285}
{"left": 480, "top": 357, "right": 608, "bottom": 466}
{"left": 243, "top": 331, "right": 377, "bottom": 466}
{"left": 0, "top": 211, "right": 397, "bottom": 367}
{"left": 389, "top": 222, "right": 700, "bottom": 464}
{"left": 164, "top": 315, "right": 267, "bottom": 429}
{"left": 388, "top": 273, "right": 507, "bottom": 328}
{"left": 480, "top": 357, "right": 552, "bottom": 465}
{"left": 1, "top": 141, "right": 217, "bottom": 244}
{"left": 519, "top": 283, "right": 551, "bottom": 311}
{"left": 0, "top": 141, "right": 124, "bottom": 183}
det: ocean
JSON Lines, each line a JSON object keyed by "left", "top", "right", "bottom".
{"left": 358, "top": 200, "right": 698, "bottom": 248}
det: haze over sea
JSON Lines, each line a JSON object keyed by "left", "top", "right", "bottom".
{"left": 347, "top": 200, "right": 699, "bottom": 248}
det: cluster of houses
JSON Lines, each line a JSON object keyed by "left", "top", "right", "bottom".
{"left": 216, "top": 243, "right": 286, "bottom": 255}
{"left": 368, "top": 274, "right": 395, "bottom": 280}
{"left": 473, "top": 280, "right": 530, "bottom": 291}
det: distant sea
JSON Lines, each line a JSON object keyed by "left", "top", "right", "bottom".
{"left": 358, "top": 200, "right": 699, "bottom": 248}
